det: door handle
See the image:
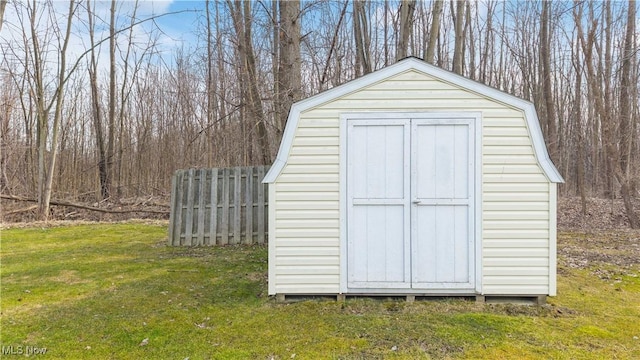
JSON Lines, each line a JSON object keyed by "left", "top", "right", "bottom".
{"left": 412, "top": 200, "right": 421, "bottom": 204}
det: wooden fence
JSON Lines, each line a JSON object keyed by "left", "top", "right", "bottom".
{"left": 168, "top": 166, "right": 269, "bottom": 246}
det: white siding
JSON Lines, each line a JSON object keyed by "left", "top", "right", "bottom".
{"left": 270, "top": 69, "right": 554, "bottom": 296}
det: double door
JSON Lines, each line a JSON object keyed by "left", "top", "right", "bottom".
{"left": 346, "top": 115, "right": 476, "bottom": 291}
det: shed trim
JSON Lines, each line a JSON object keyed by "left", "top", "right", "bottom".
{"left": 263, "top": 57, "right": 563, "bottom": 184}
{"left": 549, "top": 183, "right": 558, "bottom": 296}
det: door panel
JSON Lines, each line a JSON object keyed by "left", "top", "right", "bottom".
{"left": 414, "top": 123, "right": 469, "bottom": 199}
{"left": 413, "top": 205, "right": 470, "bottom": 284}
{"left": 350, "top": 205, "right": 406, "bottom": 285}
{"left": 350, "top": 124, "right": 405, "bottom": 199}
{"left": 347, "top": 120, "right": 410, "bottom": 288}
{"left": 411, "top": 120, "right": 474, "bottom": 288}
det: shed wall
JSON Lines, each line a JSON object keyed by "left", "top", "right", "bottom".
{"left": 271, "top": 70, "right": 553, "bottom": 295}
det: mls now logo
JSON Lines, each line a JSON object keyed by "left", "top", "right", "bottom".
{"left": 2, "top": 345, "right": 48, "bottom": 355}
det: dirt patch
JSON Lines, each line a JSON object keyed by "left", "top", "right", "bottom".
{"left": 558, "top": 230, "right": 640, "bottom": 279}
{"left": 51, "top": 270, "right": 89, "bottom": 285}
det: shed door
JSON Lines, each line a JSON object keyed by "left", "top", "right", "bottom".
{"left": 346, "top": 119, "right": 411, "bottom": 289}
{"left": 346, "top": 116, "right": 475, "bottom": 291}
{"left": 411, "top": 119, "right": 475, "bottom": 289}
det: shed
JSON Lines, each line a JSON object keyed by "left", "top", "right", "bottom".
{"left": 263, "top": 57, "right": 563, "bottom": 301}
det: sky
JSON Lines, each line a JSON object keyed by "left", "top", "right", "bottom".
{"left": 151, "top": 0, "right": 205, "bottom": 46}
{"left": 1, "top": 0, "right": 208, "bottom": 73}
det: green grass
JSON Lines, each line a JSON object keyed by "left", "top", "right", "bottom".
{"left": 1, "top": 225, "right": 639, "bottom": 359}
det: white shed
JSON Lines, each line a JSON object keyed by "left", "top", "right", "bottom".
{"left": 263, "top": 58, "right": 563, "bottom": 301}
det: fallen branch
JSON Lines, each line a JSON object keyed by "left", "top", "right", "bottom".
{"left": 1, "top": 194, "right": 169, "bottom": 215}
{"left": 4, "top": 205, "right": 38, "bottom": 215}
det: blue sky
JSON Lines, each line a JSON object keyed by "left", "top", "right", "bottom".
{"left": 1, "top": 0, "right": 215, "bottom": 72}
{"left": 152, "top": 0, "right": 205, "bottom": 47}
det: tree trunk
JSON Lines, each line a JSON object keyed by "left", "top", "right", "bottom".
{"left": 272, "top": 0, "right": 280, "bottom": 136}
{"left": 86, "top": 0, "right": 109, "bottom": 200}
{"left": 206, "top": 0, "right": 217, "bottom": 167}
{"left": 465, "top": 0, "right": 474, "bottom": 79}
{"left": 617, "top": 0, "right": 638, "bottom": 228}
{"left": 116, "top": 0, "right": 140, "bottom": 195}
{"left": 277, "top": 0, "right": 302, "bottom": 133}
{"left": 353, "top": 0, "right": 372, "bottom": 75}
{"left": 36, "top": 0, "right": 75, "bottom": 220}
{"left": 383, "top": 0, "right": 389, "bottom": 65}
{"left": 397, "top": 0, "right": 416, "bottom": 61}
{"left": 479, "top": 0, "right": 494, "bottom": 83}
{"left": 425, "top": 0, "right": 443, "bottom": 64}
{"left": 0, "top": 0, "right": 7, "bottom": 32}
{"left": 29, "top": 0, "right": 48, "bottom": 218}
{"left": 540, "top": 1, "right": 559, "bottom": 164}
{"left": 107, "top": 0, "right": 116, "bottom": 199}
{"left": 43, "top": 1, "right": 73, "bottom": 217}
{"left": 452, "top": 0, "right": 465, "bottom": 74}
{"left": 572, "top": 38, "right": 587, "bottom": 216}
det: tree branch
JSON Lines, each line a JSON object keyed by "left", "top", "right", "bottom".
{"left": 1, "top": 194, "right": 169, "bottom": 215}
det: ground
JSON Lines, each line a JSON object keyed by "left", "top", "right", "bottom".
{"left": 2, "top": 194, "right": 639, "bottom": 226}
{"left": 559, "top": 230, "right": 639, "bottom": 275}
{"left": 0, "top": 197, "right": 639, "bottom": 358}
{"left": 557, "top": 197, "right": 640, "bottom": 279}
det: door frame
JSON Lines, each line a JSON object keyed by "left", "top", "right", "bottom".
{"left": 339, "top": 112, "right": 483, "bottom": 294}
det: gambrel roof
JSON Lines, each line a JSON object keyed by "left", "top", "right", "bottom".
{"left": 263, "top": 57, "right": 563, "bottom": 184}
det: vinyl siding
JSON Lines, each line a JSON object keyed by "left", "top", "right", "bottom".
{"left": 271, "top": 69, "right": 553, "bottom": 296}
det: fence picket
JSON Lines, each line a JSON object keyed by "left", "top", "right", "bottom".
{"left": 221, "top": 168, "right": 230, "bottom": 245}
{"left": 184, "top": 169, "right": 196, "bottom": 246}
{"left": 208, "top": 168, "right": 218, "bottom": 245}
{"left": 245, "top": 167, "right": 253, "bottom": 245}
{"left": 169, "top": 166, "right": 270, "bottom": 246}
{"left": 233, "top": 167, "right": 241, "bottom": 244}
{"left": 257, "top": 166, "right": 266, "bottom": 244}
{"left": 197, "top": 168, "right": 206, "bottom": 245}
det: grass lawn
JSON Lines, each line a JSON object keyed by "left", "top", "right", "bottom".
{"left": 1, "top": 223, "right": 639, "bottom": 359}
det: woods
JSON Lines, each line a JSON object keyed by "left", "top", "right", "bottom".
{"left": 0, "top": 0, "right": 639, "bottom": 224}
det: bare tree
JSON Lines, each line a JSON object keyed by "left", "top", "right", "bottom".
{"left": 617, "top": 0, "right": 638, "bottom": 228}
{"left": 106, "top": 0, "right": 117, "bottom": 198}
{"left": 227, "top": 0, "right": 271, "bottom": 165}
{"left": 319, "top": 0, "right": 349, "bottom": 88}
{"left": 571, "top": 32, "right": 587, "bottom": 215}
{"left": 539, "top": 1, "right": 558, "bottom": 163}
{"left": 452, "top": 0, "right": 465, "bottom": 74}
{"left": 575, "top": 1, "right": 639, "bottom": 228}
{"left": 353, "top": 0, "right": 371, "bottom": 75}
{"left": 277, "top": 0, "right": 302, "bottom": 133}
{"left": 26, "top": 0, "right": 77, "bottom": 219}
{"left": 397, "top": 0, "right": 416, "bottom": 60}
{"left": 464, "top": 1, "right": 474, "bottom": 78}
{"left": 86, "top": 0, "right": 109, "bottom": 200}
{"left": 205, "top": 0, "right": 217, "bottom": 167}
{"left": 425, "top": 0, "right": 443, "bottom": 64}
